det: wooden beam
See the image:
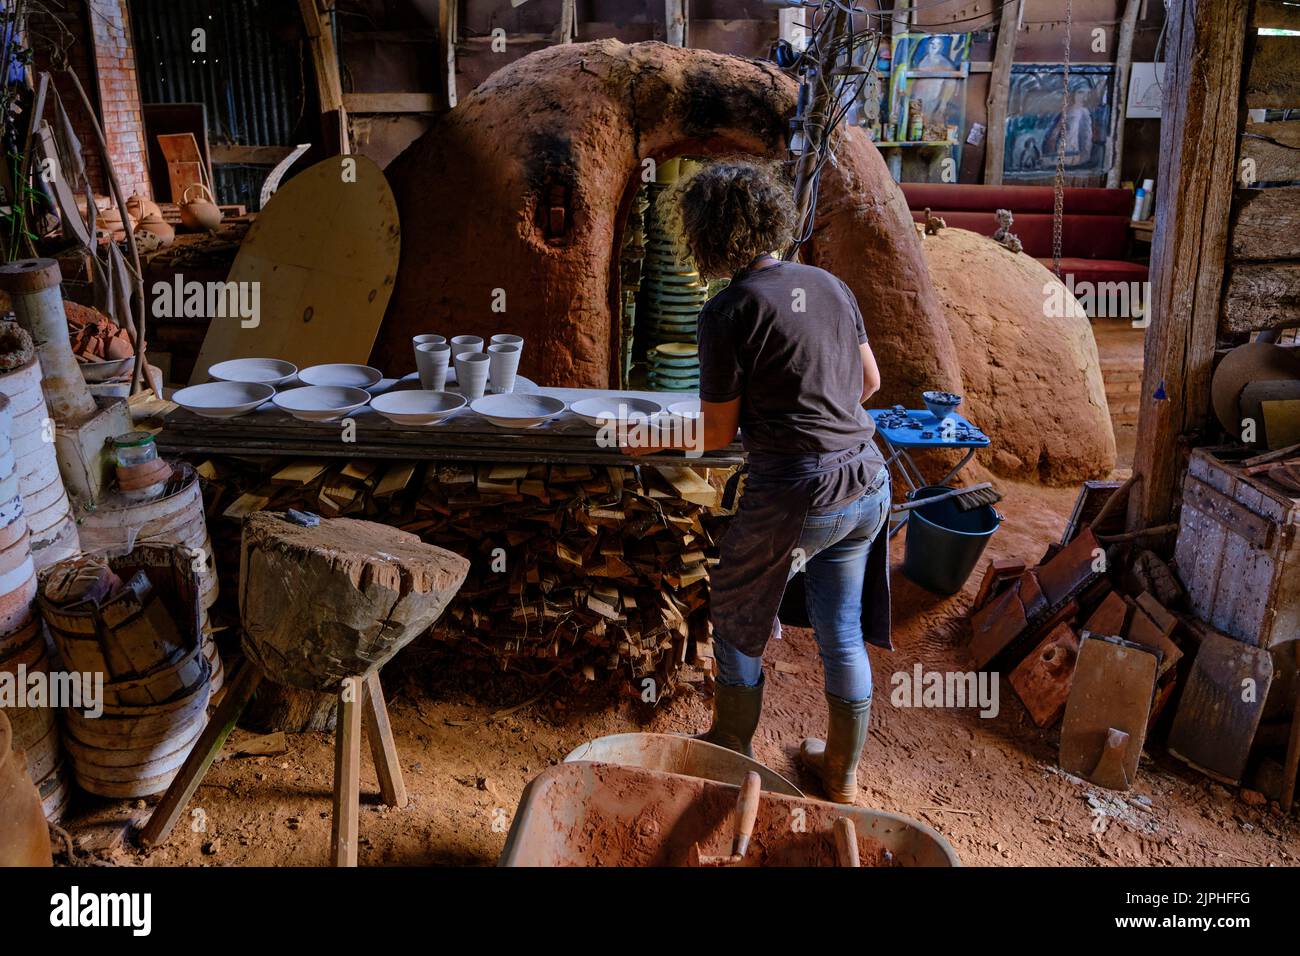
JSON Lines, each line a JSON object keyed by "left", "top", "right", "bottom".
{"left": 210, "top": 144, "right": 297, "bottom": 165}
{"left": 1258, "top": 0, "right": 1300, "bottom": 33}
{"left": 1128, "top": 0, "right": 1252, "bottom": 533}
{"left": 665, "top": 0, "right": 687, "bottom": 47}
{"left": 1232, "top": 186, "right": 1300, "bottom": 259}
{"left": 298, "top": 0, "right": 349, "bottom": 153}
{"left": 1222, "top": 261, "right": 1300, "bottom": 333}
{"left": 559, "top": 0, "right": 577, "bottom": 43}
{"left": 984, "top": 0, "right": 1020, "bottom": 186}
{"left": 342, "top": 93, "right": 437, "bottom": 114}
{"left": 1106, "top": 0, "right": 1142, "bottom": 188}
{"left": 1242, "top": 121, "right": 1300, "bottom": 184}
{"left": 1246, "top": 35, "right": 1300, "bottom": 110}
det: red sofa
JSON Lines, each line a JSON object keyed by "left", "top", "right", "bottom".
{"left": 901, "top": 183, "right": 1148, "bottom": 289}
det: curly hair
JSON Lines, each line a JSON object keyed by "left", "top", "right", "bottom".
{"left": 660, "top": 160, "right": 796, "bottom": 279}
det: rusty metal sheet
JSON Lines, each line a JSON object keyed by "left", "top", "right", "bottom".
{"left": 1060, "top": 634, "right": 1159, "bottom": 790}
{"left": 1167, "top": 629, "right": 1274, "bottom": 785}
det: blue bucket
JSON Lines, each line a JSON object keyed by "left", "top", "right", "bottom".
{"left": 902, "top": 485, "right": 1002, "bottom": 596}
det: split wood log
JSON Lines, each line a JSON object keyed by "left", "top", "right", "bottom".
{"left": 238, "top": 513, "right": 469, "bottom": 692}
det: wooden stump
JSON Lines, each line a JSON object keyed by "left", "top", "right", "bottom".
{"left": 241, "top": 681, "right": 337, "bottom": 734}
{"left": 239, "top": 513, "right": 469, "bottom": 692}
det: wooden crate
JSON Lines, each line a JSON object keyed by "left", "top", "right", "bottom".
{"left": 1174, "top": 448, "right": 1300, "bottom": 647}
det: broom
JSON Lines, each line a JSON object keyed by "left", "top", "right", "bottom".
{"left": 891, "top": 482, "right": 1003, "bottom": 514}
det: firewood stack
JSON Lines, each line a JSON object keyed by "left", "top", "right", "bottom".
{"left": 192, "top": 455, "right": 737, "bottom": 695}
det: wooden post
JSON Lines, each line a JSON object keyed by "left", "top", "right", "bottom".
{"left": 983, "top": 0, "right": 1021, "bottom": 186}
{"left": 666, "top": 0, "right": 687, "bottom": 47}
{"left": 436, "top": 0, "right": 458, "bottom": 111}
{"left": 559, "top": 0, "right": 577, "bottom": 44}
{"left": 1106, "top": 0, "right": 1142, "bottom": 188}
{"left": 1127, "top": 0, "right": 1252, "bottom": 533}
{"left": 298, "top": 0, "right": 350, "bottom": 154}
{"left": 331, "top": 679, "right": 362, "bottom": 867}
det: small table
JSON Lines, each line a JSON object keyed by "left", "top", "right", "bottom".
{"left": 868, "top": 407, "right": 990, "bottom": 537}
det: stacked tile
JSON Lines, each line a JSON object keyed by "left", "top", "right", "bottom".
{"left": 0, "top": 392, "right": 71, "bottom": 822}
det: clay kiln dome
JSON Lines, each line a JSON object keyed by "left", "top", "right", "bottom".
{"left": 920, "top": 228, "right": 1116, "bottom": 482}
{"left": 374, "top": 40, "right": 961, "bottom": 410}
{"left": 376, "top": 40, "right": 1113, "bottom": 483}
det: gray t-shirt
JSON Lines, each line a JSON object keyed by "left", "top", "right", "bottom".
{"left": 697, "top": 261, "right": 885, "bottom": 510}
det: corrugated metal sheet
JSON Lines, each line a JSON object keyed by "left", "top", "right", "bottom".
{"left": 130, "top": 0, "right": 305, "bottom": 210}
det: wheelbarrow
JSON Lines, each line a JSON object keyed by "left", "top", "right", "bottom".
{"left": 499, "top": 761, "right": 961, "bottom": 867}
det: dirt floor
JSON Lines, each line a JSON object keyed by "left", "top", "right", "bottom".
{"left": 53, "top": 325, "right": 1299, "bottom": 868}
{"left": 56, "top": 474, "right": 1297, "bottom": 868}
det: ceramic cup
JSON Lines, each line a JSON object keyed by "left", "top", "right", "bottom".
{"left": 416, "top": 341, "right": 452, "bottom": 391}
{"left": 487, "top": 343, "right": 521, "bottom": 394}
{"left": 412, "top": 333, "right": 446, "bottom": 366}
{"left": 490, "top": 333, "right": 524, "bottom": 351}
{"left": 454, "top": 351, "right": 491, "bottom": 400}
{"left": 451, "top": 334, "right": 484, "bottom": 359}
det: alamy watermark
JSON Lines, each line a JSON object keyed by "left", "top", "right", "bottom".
{"left": 152, "top": 274, "right": 260, "bottom": 328}
{"left": 594, "top": 405, "right": 704, "bottom": 458}
{"left": 1043, "top": 274, "right": 1150, "bottom": 326}
{"left": 890, "top": 663, "right": 999, "bottom": 718}
{"left": 0, "top": 665, "right": 103, "bottom": 718}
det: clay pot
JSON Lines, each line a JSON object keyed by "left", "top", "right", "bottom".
{"left": 135, "top": 212, "right": 175, "bottom": 249}
{"left": 125, "top": 193, "right": 162, "bottom": 222}
{"left": 179, "top": 182, "right": 223, "bottom": 232}
{"left": 0, "top": 709, "right": 53, "bottom": 866}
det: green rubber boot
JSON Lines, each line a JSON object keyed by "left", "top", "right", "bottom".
{"left": 800, "top": 694, "right": 872, "bottom": 803}
{"left": 696, "top": 676, "right": 764, "bottom": 758}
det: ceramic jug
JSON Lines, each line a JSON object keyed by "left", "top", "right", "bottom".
{"left": 179, "top": 182, "right": 223, "bottom": 232}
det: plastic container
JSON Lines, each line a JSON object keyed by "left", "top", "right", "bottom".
{"left": 113, "top": 432, "right": 158, "bottom": 469}
{"left": 902, "top": 485, "right": 1002, "bottom": 595}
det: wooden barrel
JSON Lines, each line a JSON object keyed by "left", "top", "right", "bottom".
{"left": 0, "top": 627, "right": 68, "bottom": 822}
{"left": 39, "top": 545, "right": 202, "bottom": 683}
{"left": 78, "top": 464, "right": 218, "bottom": 607}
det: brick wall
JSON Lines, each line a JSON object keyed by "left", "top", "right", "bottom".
{"left": 88, "top": 0, "right": 150, "bottom": 198}
{"left": 30, "top": 0, "right": 106, "bottom": 194}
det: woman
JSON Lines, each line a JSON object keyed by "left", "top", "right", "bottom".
{"left": 629, "top": 160, "right": 892, "bottom": 804}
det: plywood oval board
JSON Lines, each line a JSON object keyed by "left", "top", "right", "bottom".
{"left": 189, "top": 155, "right": 400, "bottom": 385}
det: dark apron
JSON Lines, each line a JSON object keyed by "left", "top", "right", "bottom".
{"left": 709, "top": 444, "right": 892, "bottom": 659}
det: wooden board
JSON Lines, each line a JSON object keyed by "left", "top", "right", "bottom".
{"left": 158, "top": 385, "right": 746, "bottom": 468}
{"left": 1167, "top": 628, "right": 1273, "bottom": 785}
{"left": 1241, "top": 121, "right": 1300, "bottom": 185}
{"left": 158, "top": 133, "right": 208, "bottom": 200}
{"left": 1231, "top": 187, "right": 1300, "bottom": 261}
{"left": 1245, "top": 34, "right": 1300, "bottom": 110}
{"left": 1222, "top": 261, "right": 1300, "bottom": 333}
{"left": 1059, "top": 634, "right": 1158, "bottom": 790}
{"left": 189, "top": 155, "right": 400, "bottom": 384}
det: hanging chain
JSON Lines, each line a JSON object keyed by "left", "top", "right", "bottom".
{"left": 1053, "top": 0, "right": 1073, "bottom": 278}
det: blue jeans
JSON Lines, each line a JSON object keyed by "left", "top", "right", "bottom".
{"left": 713, "top": 472, "right": 891, "bottom": 701}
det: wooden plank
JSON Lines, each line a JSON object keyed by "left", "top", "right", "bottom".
{"left": 1245, "top": 34, "right": 1300, "bottom": 110}
{"left": 437, "top": 0, "right": 458, "bottom": 111}
{"left": 1183, "top": 476, "right": 1276, "bottom": 550}
{"left": 983, "top": 0, "right": 1020, "bottom": 186}
{"left": 362, "top": 673, "right": 407, "bottom": 809}
{"left": 1222, "top": 260, "right": 1300, "bottom": 332}
{"left": 1128, "top": 0, "right": 1252, "bottom": 532}
{"left": 1258, "top": 0, "right": 1300, "bottom": 31}
{"left": 1231, "top": 186, "right": 1300, "bottom": 260}
{"left": 210, "top": 144, "right": 298, "bottom": 166}
{"left": 298, "top": 0, "right": 350, "bottom": 153}
{"left": 1241, "top": 121, "right": 1300, "bottom": 185}
{"left": 342, "top": 93, "right": 437, "bottom": 114}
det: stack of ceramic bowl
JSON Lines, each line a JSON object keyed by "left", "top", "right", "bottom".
{"left": 0, "top": 393, "right": 71, "bottom": 822}
{"left": 641, "top": 167, "right": 708, "bottom": 351}
{"left": 618, "top": 189, "right": 650, "bottom": 388}
{"left": 647, "top": 342, "right": 701, "bottom": 392}
{"left": 77, "top": 462, "right": 224, "bottom": 697}
{"left": 0, "top": 356, "right": 79, "bottom": 569}
{"left": 42, "top": 546, "right": 211, "bottom": 799}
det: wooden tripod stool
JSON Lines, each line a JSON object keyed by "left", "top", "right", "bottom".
{"left": 140, "top": 662, "right": 407, "bottom": 865}
{"left": 141, "top": 512, "right": 469, "bottom": 864}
